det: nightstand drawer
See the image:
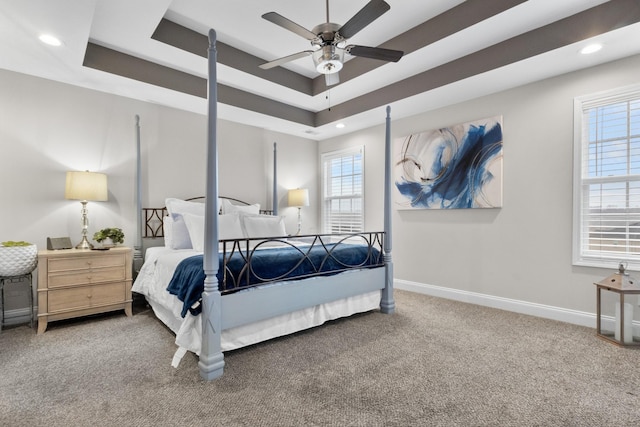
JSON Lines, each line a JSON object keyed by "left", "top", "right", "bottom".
{"left": 48, "top": 282, "right": 126, "bottom": 312}
{"left": 47, "top": 254, "right": 125, "bottom": 273}
{"left": 47, "top": 266, "right": 125, "bottom": 288}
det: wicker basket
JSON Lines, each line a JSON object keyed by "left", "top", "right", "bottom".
{"left": 0, "top": 244, "right": 38, "bottom": 277}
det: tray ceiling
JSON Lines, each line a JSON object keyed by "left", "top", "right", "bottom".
{"left": 2, "top": 0, "right": 640, "bottom": 139}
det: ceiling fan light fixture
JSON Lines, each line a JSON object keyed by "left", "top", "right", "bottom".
{"left": 313, "top": 45, "right": 343, "bottom": 74}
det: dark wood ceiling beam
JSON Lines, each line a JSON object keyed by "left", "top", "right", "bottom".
{"left": 315, "top": 0, "right": 640, "bottom": 126}
{"left": 83, "top": 42, "right": 206, "bottom": 97}
{"left": 82, "top": 0, "right": 639, "bottom": 130}
{"left": 312, "top": 0, "right": 528, "bottom": 94}
{"left": 152, "top": 18, "right": 313, "bottom": 96}
{"left": 82, "top": 43, "right": 315, "bottom": 127}
{"left": 152, "top": 1, "right": 528, "bottom": 97}
{"left": 218, "top": 85, "right": 315, "bottom": 127}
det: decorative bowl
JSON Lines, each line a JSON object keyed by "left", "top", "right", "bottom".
{"left": 0, "top": 244, "right": 38, "bottom": 277}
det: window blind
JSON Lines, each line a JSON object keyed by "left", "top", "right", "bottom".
{"left": 321, "top": 147, "right": 364, "bottom": 233}
{"left": 574, "top": 84, "right": 640, "bottom": 268}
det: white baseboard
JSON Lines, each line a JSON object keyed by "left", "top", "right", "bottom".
{"left": 395, "top": 279, "right": 639, "bottom": 335}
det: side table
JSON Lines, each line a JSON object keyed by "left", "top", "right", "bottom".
{"left": 0, "top": 273, "right": 34, "bottom": 331}
{"left": 37, "top": 247, "right": 132, "bottom": 334}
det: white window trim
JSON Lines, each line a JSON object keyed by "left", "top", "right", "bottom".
{"left": 573, "top": 82, "right": 640, "bottom": 270}
{"left": 320, "top": 145, "right": 365, "bottom": 234}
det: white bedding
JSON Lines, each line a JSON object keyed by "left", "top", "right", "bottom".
{"left": 132, "top": 246, "right": 381, "bottom": 365}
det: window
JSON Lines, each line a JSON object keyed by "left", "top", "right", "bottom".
{"left": 573, "top": 84, "right": 640, "bottom": 269}
{"left": 321, "top": 146, "right": 364, "bottom": 233}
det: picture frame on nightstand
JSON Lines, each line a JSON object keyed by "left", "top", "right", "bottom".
{"left": 46, "top": 237, "right": 72, "bottom": 250}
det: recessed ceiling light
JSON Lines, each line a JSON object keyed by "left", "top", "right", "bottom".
{"left": 39, "top": 34, "right": 62, "bottom": 46}
{"left": 336, "top": 123, "right": 345, "bottom": 129}
{"left": 580, "top": 43, "right": 603, "bottom": 55}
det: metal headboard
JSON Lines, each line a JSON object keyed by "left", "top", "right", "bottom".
{"left": 142, "top": 196, "right": 273, "bottom": 238}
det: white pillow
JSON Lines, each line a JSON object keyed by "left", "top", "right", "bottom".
{"left": 182, "top": 213, "right": 205, "bottom": 252}
{"left": 219, "top": 212, "right": 244, "bottom": 240}
{"left": 242, "top": 215, "right": 287, "bottom": 238}
{"left": 221, "top": 198, "right": 260, "bottom": 215}
{"left": 163, "top": 215, "right": 193, "bottom": 249}
{"left": 183, "top": 213, "right": 245, "bottom": 252}
{"left": 163, "top": 216, "right": 174, "bottom": 248}
{"left": 165, "top": 198, "right": 205, "bottom": 219}
{"left": 164, "top": 198, "right": 207, "bottom": 250}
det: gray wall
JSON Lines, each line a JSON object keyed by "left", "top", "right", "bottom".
{"left": 3, "top": 52, "right": 640, "bottom": 329}
{"left": 0, "top": 69, "right": 317, "bottom": 320}
{"left": 320, "top": 54, "right": 640, "bottom": 326}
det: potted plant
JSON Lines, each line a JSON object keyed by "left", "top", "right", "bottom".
{"left": 0, "top": 241, "right": 38, "bottom": 277}
{"left": 93, "top": 228, "right": 125, "bottom": 247}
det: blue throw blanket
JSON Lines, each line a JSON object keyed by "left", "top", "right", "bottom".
{"left": 167, "top": 243, "right": 381, "bottom": 317}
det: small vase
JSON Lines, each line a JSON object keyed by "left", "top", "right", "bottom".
{"left": 101, "top": 238, "right": 115, "bottom": 248}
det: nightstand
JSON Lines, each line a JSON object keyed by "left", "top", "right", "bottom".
{"left": 37, "top": 246, "right": 132, "bottom": 334}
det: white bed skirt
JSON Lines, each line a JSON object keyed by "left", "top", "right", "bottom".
{"left": 133, "top": 247, "right": 381, "bottom": 365}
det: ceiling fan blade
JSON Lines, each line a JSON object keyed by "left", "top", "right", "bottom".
{"left": 262, "top": 12, "right": 318, "bottom": 40}
{"left": 259, "top": 51, "right": 314, "bottom": 70}
{"left": 347, "top": 45, "right": 403, "bottom": 62}
{"left": 338, "top": 0, "right": 390, "bottom": 39}
{"left": 325, "top": 72, "right": 340, "bottom": 86}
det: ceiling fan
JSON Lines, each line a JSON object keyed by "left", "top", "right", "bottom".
{"left": 259, "top": 0, "right": 404, "bottom": 86}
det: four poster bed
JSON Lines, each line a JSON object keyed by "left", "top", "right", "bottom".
{"left": 132, "top": 30, "right": 395, "bottom": 380}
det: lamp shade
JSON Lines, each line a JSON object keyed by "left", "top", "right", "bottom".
{"left": 65, "top": 171, "right": 108, "bottom": 201}
{"left": 288, "top": 188, "right": 309, "bottom": 207}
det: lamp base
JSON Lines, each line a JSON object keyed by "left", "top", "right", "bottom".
{"left": 75, "top": 236, "right": 94, "bottom": 250}
{"left": 296, "top": 207, "right": 302, "bottom": 236}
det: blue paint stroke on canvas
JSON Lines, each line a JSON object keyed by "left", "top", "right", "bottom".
{"left": 395, "top": 117, "right": 503, "bottom": 209}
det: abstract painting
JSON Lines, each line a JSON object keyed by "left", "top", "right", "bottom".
{"left": 394, "top": 116, "right": 503, "bottom": 209}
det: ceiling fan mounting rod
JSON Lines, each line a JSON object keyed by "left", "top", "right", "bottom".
{"left": 325, "top": 0, "right": 330, "bottom": 24}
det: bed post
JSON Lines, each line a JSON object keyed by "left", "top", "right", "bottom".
{"left": 381, "top": 106, "right": 395, "bottom": 314}
{"left": 273, "top": 142, "right": 278, "bottom": 216}
{"left": 199, "top": 29, "right": 225, "bottom": 381}
{"left": 133, "top": 115, "right": 143, "bottom": 273}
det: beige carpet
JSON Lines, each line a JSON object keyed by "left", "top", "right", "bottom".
{"left": 1, "top": 290, "right": 639, "bottom": 426}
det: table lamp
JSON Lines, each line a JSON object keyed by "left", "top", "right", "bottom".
{"left": 65, "top": 171, "right": 108, "bottom": 249}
